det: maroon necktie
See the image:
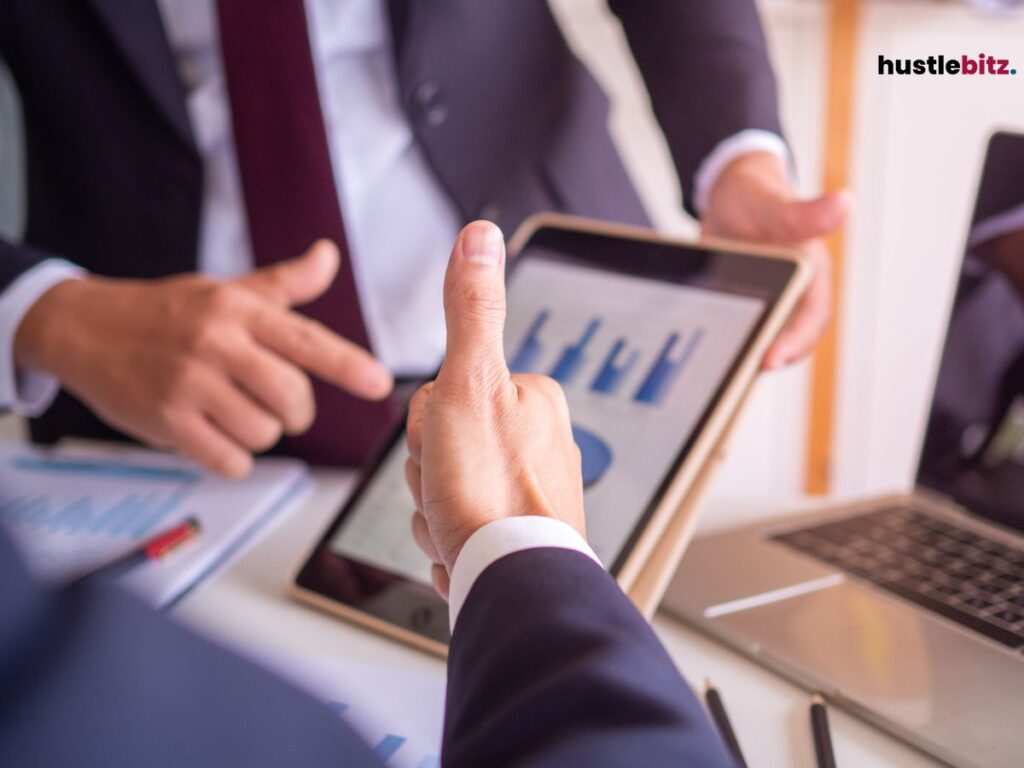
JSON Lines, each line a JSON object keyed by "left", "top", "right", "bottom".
{"left": 216, "top": 0, "right": 397, "bottom": 466}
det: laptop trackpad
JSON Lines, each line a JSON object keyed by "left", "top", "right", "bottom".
{"left": 713, "top": 580, "right": 1024, "bottom": 754}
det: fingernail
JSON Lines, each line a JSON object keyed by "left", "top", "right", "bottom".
{"left": 462, "top": 222, "right": 503, "bottom": 267}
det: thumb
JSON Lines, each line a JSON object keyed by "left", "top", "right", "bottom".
{"left": 234, "top": 239, "right": 340, "bottom": 306}
{"left": 439, "top": 221, "right": 509, "bottom": 387}
{"left": 769, "top": 189, "right": 853, "bottom": 242}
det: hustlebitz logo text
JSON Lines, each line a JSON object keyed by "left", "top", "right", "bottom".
{"left": 878, "top": 54, "right": 1017, "bottom": 76}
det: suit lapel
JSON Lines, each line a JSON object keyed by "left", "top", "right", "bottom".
{"left": 385, "top": 0, "right": 411, "bottom": 78}
{"left": 87, "top": 0, "right": 194, "bottom": 148}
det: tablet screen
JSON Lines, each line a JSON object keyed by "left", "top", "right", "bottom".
{"left": 331, "top": 257, "right": 765, "bottom": 580}
{"left": 296, "top": 224, "right": 798, "bottom": 643}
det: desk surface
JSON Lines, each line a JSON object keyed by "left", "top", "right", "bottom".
{"left": 173, "top": 470, "right": 940, "bottom": 767}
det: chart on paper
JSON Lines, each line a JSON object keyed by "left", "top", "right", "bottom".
{"left": 0, "top": 443, "right": 306, "bottom": 604}
{"left": 244, "top": 648, "right": 446, "bottom": 768}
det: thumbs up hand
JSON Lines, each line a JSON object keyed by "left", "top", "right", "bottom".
{"left": 404, "top": 222, "right": 586, "bottom": 598}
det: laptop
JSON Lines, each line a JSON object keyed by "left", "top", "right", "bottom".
{"left": 662, "top": 131, "right": 1024, "bottom": 768}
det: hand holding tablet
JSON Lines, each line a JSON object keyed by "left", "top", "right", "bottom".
{"left": 405, "top": 221, "right": 586, "bottom": 599}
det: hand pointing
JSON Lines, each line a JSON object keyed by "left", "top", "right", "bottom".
{"left": 14, "top": 240, "right": 393, "bottom": 478}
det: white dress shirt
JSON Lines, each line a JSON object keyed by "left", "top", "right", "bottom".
{"left": 0, "top": 0, "right": 786, "bottom": 602}
{"left": 448, "top": 516, "right": 601, "bottom": 629}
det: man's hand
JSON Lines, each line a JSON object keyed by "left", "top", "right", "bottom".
{"left": 702, "top": 151, "right": 853, "bottom": 369}
{"left": 404, "top": 221, "right": 585, "bottom": 599}
{"left": 13, "top": 240, "right": 393, "bottom": 478}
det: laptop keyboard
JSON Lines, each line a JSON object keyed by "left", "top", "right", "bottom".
{"left": 773, "top": 506, "right": 1024, "bottom": 650}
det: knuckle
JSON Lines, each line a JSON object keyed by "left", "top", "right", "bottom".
{"left": 405, "top": 457, "right": 421, "bottom": 491}
{"left": 185, "top": 285, "right": 245, "bottom": 353}
{"left": 453, "top": 282, "right": 504, "bottom": 322}
{"left": 204, "top": 283, "right": 244, "bottom": 315}
{"left": 154, "top": 401, "right": 183, "bottom": 431}
{"left": 406, "top": 418, "right": 421, "bottom": 445}
{"left": 442, "top": 368, "right": 508, "bottom": 410}
{"left": 519, "top": 373, "right": 566, "bottom": 404}
{"left": 285, "top": 317, "right": 322, "bottom": 354}
{"left": 187, "top": 319, "right": 222, "bottom": 356}
{"left": 165, "top": 357, "right": 204, "bottom": 396}
{"left": 283, "top": 376, "right": 315, "bottom": 432}
{"left": 263, "top": 365, "right": 312, "bottom": 429}
{"left": 538, "top": 375, "right": 565, "bottom": 398}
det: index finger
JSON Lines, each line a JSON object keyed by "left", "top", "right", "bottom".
{"left": 250, "top": 308, "right": 393, "bottom": 400}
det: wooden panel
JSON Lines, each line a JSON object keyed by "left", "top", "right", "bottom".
{"left": 806, "top": 0, "right": 860, "bottom": 494}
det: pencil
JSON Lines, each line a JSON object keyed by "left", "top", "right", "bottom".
{"left": 810, "top": 693, "right": 838, "bottom": 768}
{"left": 72, "top": 517, "right": 201, "bottom": 584}
{"left": 704, "top": 679, "right": 748, "bottom": 768}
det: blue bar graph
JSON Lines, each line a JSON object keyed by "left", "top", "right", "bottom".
{"left": 549, "top": 318, "right": 601, "bottom": 385}
{"left": 0, "top": 488, "right": 188, "bottom": 539}
{"left": 11, "top": 456, "right": 202, "bottom": 483}
{"left": 327, "top": 700, "right": 439, "bottom": 768}
{"left": 634, "top": 328, "right": 705, "bottom": 406}
{"left": 374, "top": 735, "right": 406, "bottom": 760}
{"left": 509, "top": 310, "right": 549, "bottom": 373}
{"left": 327, "top": 701, "right": 349, "bottom": 715}
{"left": 590, "top": 338, "right": 640, "bottom": 395}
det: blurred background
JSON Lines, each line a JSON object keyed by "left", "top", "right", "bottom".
{"left": 3, "top": 0, "right": 1024, "bottom": 505}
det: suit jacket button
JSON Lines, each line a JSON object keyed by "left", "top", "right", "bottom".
{"left": 413, "top": 80, "right": 448, "bottom": 126}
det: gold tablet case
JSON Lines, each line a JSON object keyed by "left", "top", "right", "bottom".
{"left": 626, "top": 388, "right": 750, "bottom": 617}
{"left": 509, "top": 215, "right": 812, "bottom": 620}
{"left": 292, "top": 214, "right": 812, "bottom": 655}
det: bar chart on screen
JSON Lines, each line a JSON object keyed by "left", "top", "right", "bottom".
{"left": 633, "top": 329, "right": 705, "bottom": 406}
{"left": 507, "top": 307, "right": 705, "bottom": 410}
{"left": 498, "top": 258, "right": 766, "bottom": 566}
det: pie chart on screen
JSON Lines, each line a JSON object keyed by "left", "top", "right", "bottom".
{"left": 571, "top": 425, "right": 613, "bottom": 488}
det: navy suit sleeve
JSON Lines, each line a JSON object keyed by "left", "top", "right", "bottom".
{"left": 0, "top": 533, "right": 382, "bottom": 768}
{"left": 0, "top": 239, "right": 54, "bottom": 291}
{"left": 608, "top": 0, "right": 784, "bottom": 217}
{"left": 444, "top": 547, "right": 734, "bottom": 768}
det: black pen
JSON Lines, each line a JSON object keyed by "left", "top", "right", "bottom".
{"left": 703, "top": 679, "right": 748, "bottom": 768}
{"left": 810, "top": 693, "right": 838, "bottom": 768}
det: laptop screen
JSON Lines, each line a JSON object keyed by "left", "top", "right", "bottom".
{"left": 918, "top": 132, "right": 1024, "bottom": 533}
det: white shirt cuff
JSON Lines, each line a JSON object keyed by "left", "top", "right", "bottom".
{"left": 447, "top": 516, "right": 602, "bottom": 631}
{"left": 692, "top": 129, "right": 792, "bottom": 215}
{"left": 0, "top": 259, "right": 84, "bottom": 416}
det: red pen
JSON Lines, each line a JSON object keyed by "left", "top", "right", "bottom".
{"left": 71, "top": 517, "right": 201, "bottom": 584}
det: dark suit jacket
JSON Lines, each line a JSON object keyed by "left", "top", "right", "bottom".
{"left": 0, "top": 529, "right": 733, "bottom": 767}
{"left": 0, "top": 0, "right": 782, "bottom": 446}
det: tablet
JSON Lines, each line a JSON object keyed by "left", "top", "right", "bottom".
{"left": 293, "top": 215, "right": 811, "bottom": 655}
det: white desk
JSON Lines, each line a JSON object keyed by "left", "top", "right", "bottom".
{"left": 173, "top": 471, "right": 941, "bottom": 767}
